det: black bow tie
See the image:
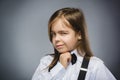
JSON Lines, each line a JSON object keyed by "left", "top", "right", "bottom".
{"left": 71, "top": 53, "right": 77, "bottom": 65}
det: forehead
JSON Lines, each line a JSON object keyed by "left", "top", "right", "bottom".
{"left": 51, "top": 18, "right": 72, "bottom": 32}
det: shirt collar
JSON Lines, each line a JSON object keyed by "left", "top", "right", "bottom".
{"left": 70, "top": 49, "right": 83, "bottom": 63}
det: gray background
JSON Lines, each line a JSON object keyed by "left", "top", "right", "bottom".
{"left": 1, "top": 0, "right": 120, "bottom": 80}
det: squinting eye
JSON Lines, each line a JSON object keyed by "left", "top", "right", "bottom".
{"left": 61, "top": 32, "right": 68, "bottom": 35}
{"left": 63, "top": 33, "right": 67, "bottom": 34}
{"left": 51, "top": 32, "right": 55, "bottom": 36}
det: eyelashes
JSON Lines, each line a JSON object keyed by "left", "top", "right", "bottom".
{"left": 51, "top": 31, "right": 69, "bottom": 37}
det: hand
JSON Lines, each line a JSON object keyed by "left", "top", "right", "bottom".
{"left": 59, "top": 52, "right": 71, "bottom": 68}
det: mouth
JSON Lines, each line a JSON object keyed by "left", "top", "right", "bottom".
{"left": 56, "top": 44, "right": 64, "bottom": 49}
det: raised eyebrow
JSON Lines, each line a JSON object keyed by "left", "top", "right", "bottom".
{"left": 58, "top": 30, "right": 68, "bottom": 33}
{"left": 51, "top": 30, "right": 68, "bottom": 33}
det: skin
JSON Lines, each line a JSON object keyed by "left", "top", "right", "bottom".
{"left": 51, "top": 18, "right": 81, "bottom": 68}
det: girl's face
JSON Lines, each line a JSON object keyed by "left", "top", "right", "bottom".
{"left": 51, "top": 18, "right": 81, "bottom": 53}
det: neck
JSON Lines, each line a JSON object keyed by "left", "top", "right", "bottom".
{"left": 77, "top": 48, "right": 85, "bottom": 57}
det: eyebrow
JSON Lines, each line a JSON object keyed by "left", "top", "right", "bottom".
{"left": 51, "top": 30, "right": 69, "bottom": 33}
{"left": 59, "top": 30, "right": 68, "bottom": 33}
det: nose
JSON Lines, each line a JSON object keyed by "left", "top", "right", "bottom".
{"left": 54, "top": 34, "right": 60, "bottom": 42}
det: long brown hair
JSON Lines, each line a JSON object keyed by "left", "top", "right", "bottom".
{"left": 48, "top": 7, "right": 93, "bottom": 71}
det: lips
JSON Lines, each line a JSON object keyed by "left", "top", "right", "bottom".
{"left": 56, "top": 44, "right": 64, "bottom": 48}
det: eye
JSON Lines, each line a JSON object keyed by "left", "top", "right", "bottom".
{"left": 50, "top": 32, "right": 55, "bottom": 36}
{"left": 60, "top": 31, "right": 68, "bottom": 35}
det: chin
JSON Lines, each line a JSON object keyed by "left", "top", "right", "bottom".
{"left": 57, "top": 49, "right": 69, "bottom": 54}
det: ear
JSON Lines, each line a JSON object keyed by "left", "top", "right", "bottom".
{"left": 78, "top": 31, "right": 82, "bottom": 40}
{"left": 78, "top": 35, "right": 82, "bottom": 40}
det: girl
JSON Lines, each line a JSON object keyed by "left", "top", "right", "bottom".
{"left": 32, "top": 7, "right": 116, "bottom": 80}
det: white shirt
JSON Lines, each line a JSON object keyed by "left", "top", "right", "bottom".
{"left": 32, "top": 49, "right": 116, "bottom": 80}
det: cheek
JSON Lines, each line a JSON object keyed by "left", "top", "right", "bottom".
{"left": 51, "top": 39, "right": 55, "bottom": 46}
{"left": 52, "top": 41, "right": 55, "bottom": 46}
{"left": 66, "top": 36, "right": 78, "bottom": 46}
{"left": 66, "top": 35, "right": 77, "bottom": 41}
{"left": 62, "top": 37, "right": 70, "bottom": 43}
{"left": 62, "top": 38, "right": 72, "bottom": 46}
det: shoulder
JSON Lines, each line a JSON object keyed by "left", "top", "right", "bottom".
{"left": 40, "top": 55, "right": 53, "bottom": 61}
{"left": 89, "top": 56, "right": 105, "bottom": 71}
{"left": 40, "top": 55, "right": 54, "bottom": 66}
{"left": 90, "top": 56, "right": 104, "bottom": 64}
{"left": 88, "top": 56, "right": 116, "bottom": 80}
